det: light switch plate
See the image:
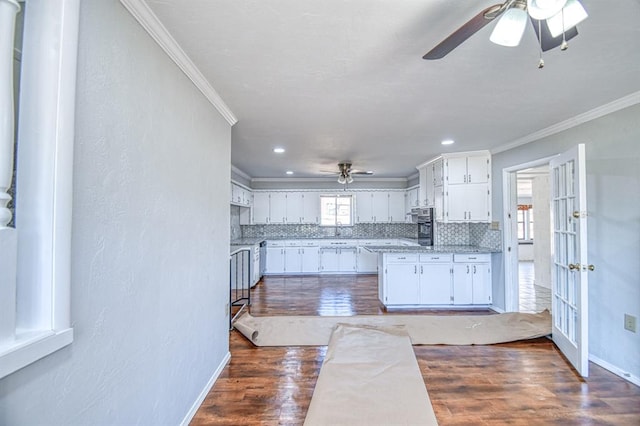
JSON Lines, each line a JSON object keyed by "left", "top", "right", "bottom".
{"left": 624, "top": 314, "right": 637, "bottom": 333}
{"left": 490, "top": 221, "right": 500, "bottom": 230}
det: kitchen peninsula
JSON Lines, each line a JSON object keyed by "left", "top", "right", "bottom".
{"left": 365, "top": 244, "right": 499, "bottom": 309}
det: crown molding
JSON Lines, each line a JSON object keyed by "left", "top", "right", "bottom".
{"left": 492, "top": 90, "right": 640, "bottom": 154}
{"left": 119, "top": 0, "right": 237, "bottom": 126}
{"left": 251, "top": 177, "right": 408, "bottom": 183}
{"left": 231, "top": 165, "right": 252, "bottom": 180}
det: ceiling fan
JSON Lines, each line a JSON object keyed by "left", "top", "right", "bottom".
{"left": 323, "top": 162, "right": 373, "bottom": 184}
{"left": 423, "top": 0, "right": 588, "bottom": 67}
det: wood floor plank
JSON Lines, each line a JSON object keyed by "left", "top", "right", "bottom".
{"left": 193, "top": 274, "right": 640, "bottom": 425}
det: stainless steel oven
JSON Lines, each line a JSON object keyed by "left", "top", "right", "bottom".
{"left": 416, "top": 208, "right": 434, "bottom": 246}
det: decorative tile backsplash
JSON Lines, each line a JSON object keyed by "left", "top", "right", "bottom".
{"left": 241, "top": 223, "right": 418, "bottom": 239}
{"left": 236, "top": 220, "right": 501, "bottom": 250}
{"left": 435, "top": 222, "right": 502, "bottom": 250}
{"left": 230, "top": 206, "right": 242, "bottom": 241}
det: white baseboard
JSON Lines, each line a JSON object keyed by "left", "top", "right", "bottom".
{"left": 490, "top": 306, "right": 506, "bottom": 314}
{"left": 180, "top": 351, "right": 231, "bottom": 426}
{"left": 589, "top": 354, "right": 640, "bottom": 387}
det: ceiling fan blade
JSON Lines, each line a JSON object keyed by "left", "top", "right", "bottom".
{"left": 423, "top": 3, "right": 504, "bottom": 60}
{"left": 531, "top": 17, "right": 578, "bottom": 51}
{"left": 350, "top": 170, "right": 374, "bottom": 175}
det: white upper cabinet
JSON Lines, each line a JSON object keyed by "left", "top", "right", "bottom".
{"left": 446, "top": 154, "right": 489, "bottom": 184}
{"left": 300, "top": 192, "right": 319, "bottom": 224}
{"left": 388, "top": 191, "right": 406, "bottom": 223}
{"left": 285, "top": 192, "right": 304, "bottom": 223}
{"left": 269, "top": 193, "right": 287, "bottom": 223}
{"left": 418, "top": 151, "right": 491, "bottom": 223}
{"left": 230, "top": 182, "right": 252, "bottom": 207}
{"left": 371, "top": 192, "right": 389, "bottom": 222}
{"left": 405, "top": 187, "right": 419, "bottom": 215}
{"left": 356, "top": 191, "right": 404, "bottom": 223}
{"left": 252, "top": 192, "right": 270, "bottom": 224}
{"left": 355, "top": 192, "right": 375, "bottom": 223}
{"left": 252, "top": 191, "right": 320, "bottom": 224}
{"left": 418, "top": 158, "right": 443, "bottom": 208}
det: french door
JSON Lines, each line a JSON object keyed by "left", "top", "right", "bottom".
{"left": 550, "top": 144, "right": 589, "bottom": 377}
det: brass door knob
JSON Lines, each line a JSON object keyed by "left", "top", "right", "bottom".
{"left": 572, "top": 211, "right": 581, "bottom": 218}
{"left": 588, "top": 264, "right": 595, "bottom": 271}
{"left": 568, "top": 263, "right": 580, "bottom": 270}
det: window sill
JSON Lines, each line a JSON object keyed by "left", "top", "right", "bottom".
{"left": 0, "top": 328, "right": 73, "bottom": 379}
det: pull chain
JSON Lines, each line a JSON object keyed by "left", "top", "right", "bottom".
{"left": 560, "top": 8, "right": 568, "bottom": 50}
{"left": 538, "top": 20, "right": 544, "bottom": 68}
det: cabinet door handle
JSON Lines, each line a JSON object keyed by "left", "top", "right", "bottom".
{"left": 473, "top": 265, "right": 476, "bottom": 274}
{"left": 414, "top": 265, "right": 417, "bottom": 274}
{"left": 466, "top": 265, "right": 469, "bottom": 274}
{"left": 420, "top": 265, "right": 423, "bottom": 274}
{"left": 468, "top": 174, "right": 471, "bottom": 183}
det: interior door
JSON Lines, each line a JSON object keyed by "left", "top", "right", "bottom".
{"left": 550, "top": 144, "right": 589, "bottom": 377}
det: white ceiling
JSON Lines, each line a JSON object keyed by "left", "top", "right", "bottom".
{"left": 146, "top": 0, "right": 640, "bottom": 179}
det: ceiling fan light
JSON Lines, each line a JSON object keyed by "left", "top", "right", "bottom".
{"left": 346, "top": 175, "right": 354, "bottom": 184}
{"left": 337, "top": 175, "right": 347, "bottom": 184}
{"left": 527, "top": 0, "right": 567, "bottom": 20}
{"left": 490, "top": 7, "right": 528, "bottom": 47}
{"left": 546, "top": 0, "right": 588, "bottom": 37}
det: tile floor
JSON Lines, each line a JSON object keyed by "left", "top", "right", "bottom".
{"left": 518, "top": 261, "right": 551, "bottom": 313}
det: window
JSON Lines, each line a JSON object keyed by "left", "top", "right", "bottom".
{"left": 320, "top": 195, "right": 353, "bottom": 226}
{"left": 517, "top": 204, "right": 534, "bottom": 241}
{"left": 0, "top": 0, "right": 78, "bottom": 379}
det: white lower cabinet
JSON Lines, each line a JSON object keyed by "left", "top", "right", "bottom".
{"left": 265, "top": 241, "right": 320, "bottom": 274}
{"left": 385, "top": 263, "right": 419, "bottom": 305}
{"left": 265, "top": 245, "right": 285, "bottom": 274}
{"left": 284, "top": 247, "right": 302, "bottom": 273}
{"left": 300, "top": 246, "right": 320, "bottom": 273}
{"left": 379, "top": 252, "right": 492, "bottom": 307}
{"left": 452, "top": 254, "right": 491, "bottom": 305}
{"left": 452, "top": 264, "right": 473, "bottom": 305}
{"left": 419, "top": 254, "right": 453, "bottom": 305}
{"left": 381, "top": 254, "right": 419, "bottom": 305}
{"left": 356, "top": 246, "right": 378, "bottom": 273}
{"left": 320, "top": 248, "right": 357, "bottom": 273}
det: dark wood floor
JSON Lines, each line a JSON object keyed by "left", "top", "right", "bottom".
{"left": 192, "top": 275, "right": 640, "bottom": 425}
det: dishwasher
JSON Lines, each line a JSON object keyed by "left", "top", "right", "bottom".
{"left": 259, "top": 241, "right": 267, "bottom": 280}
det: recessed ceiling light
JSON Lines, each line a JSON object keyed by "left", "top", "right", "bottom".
{"left": 285, "top": 171, "right": 294, "bottom": 175}
{"left": 441, "top": 139, "right": 455, "bottom": 145}
{"left": 273, "top": 147, "right": 285, "bottom": 153}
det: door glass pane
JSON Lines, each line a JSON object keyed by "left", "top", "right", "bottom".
{"left": 566, "top": 160, "right": 575, "bottom": 196}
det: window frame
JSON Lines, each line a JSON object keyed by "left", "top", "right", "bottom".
{"left": 517, "top": 204, "right": 534, "bottom": 243}
{"left": 319, "top": 194, "right": 354, "bottom": 227}
{"left": 0, "top": 0, "right": 78, "bottom": 379}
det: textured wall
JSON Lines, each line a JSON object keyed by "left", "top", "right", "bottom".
{"left": 0, "top": 1, "right": 231, "bottom": 424}
{"left": 491, "top": 103, "right": 640, "bottom": 383}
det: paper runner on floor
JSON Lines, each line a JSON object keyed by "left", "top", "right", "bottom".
{"left": 233, "top": 310, "right": 551, "bottom": 347}
{"left": 304, "top": 323, "right": 438, "bottom": 426}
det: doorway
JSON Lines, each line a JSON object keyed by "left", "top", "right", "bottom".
{"left": 502, "top": 156, "right": 556, "bottom": 313}
{"left": 516, "top": 166, "right": 552, "bottom": 313}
